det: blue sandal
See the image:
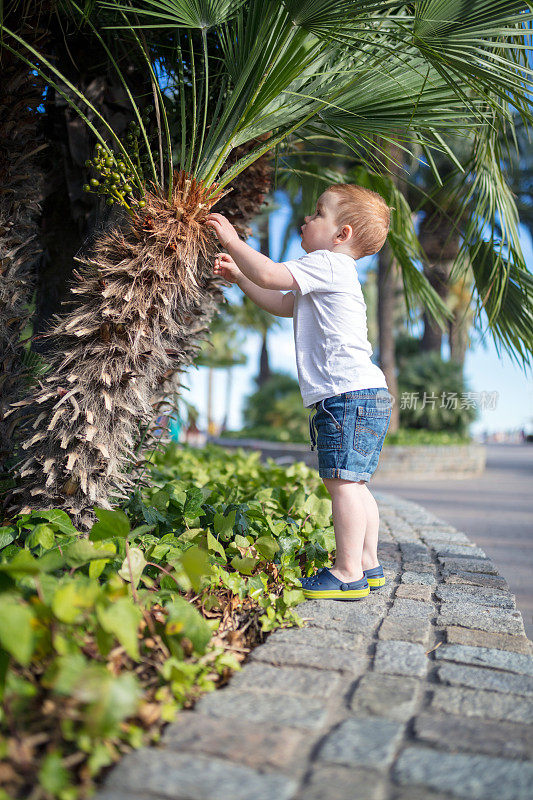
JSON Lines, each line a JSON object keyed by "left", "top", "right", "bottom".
{"left": 299, "top": 567, "right": 370, "bottom": 600}
{"left": 363, "top": 564, "right": 386, "bottom": 590}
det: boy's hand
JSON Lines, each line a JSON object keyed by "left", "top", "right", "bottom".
{"left": 213, "top": 252, "right": 242, "bottom": 285}
{"left": 205, "top": 212, "right": 239, "bottom": 248}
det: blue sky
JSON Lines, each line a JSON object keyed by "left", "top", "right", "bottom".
{"left": 181, "top": 192, "right": 533, "bottom": 436}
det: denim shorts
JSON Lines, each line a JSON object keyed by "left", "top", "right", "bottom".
{"left": 308, "top": 388, "right": 393, "bottom": 482}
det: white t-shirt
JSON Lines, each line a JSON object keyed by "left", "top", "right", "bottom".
{"left": 282, "top": 249, "right": 388, "bottom": 407}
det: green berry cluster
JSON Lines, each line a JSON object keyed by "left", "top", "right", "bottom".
{"left": 82, "top": 142, "right": 146, "bottom": 210}
{"left": 125, "top": 107, "right": 157, "bottom": 183}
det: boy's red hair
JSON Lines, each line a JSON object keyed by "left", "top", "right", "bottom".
{"left": 325, "top": 184, "right": 390, "bottom": 257}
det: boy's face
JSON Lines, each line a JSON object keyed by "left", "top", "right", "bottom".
{"left": 300, "top": 191, "right": 347, "bottom": 254}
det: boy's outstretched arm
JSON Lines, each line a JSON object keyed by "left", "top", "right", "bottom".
{"left": 213, "top": 252, "right": 294, "bottom": 318}
{"left": 206, "top": 212, "right": 300, "bottom": 291}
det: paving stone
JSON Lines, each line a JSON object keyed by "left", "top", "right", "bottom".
{"left": 395, "top": 583, "right": 433, "bottom": 601}
{"left": 389, "top": 598, "right": 435, "bottom": 619}
{"left": 349, "top": 673, "right": 422, "bottom": 721}
{"left": 318, "top": 716, "right": 404, "bottom": 769}
{"left": 437, "top": 662, "right": 533, "bottom": 697}
{"left": 441, "top": 570, "right": 508, "bottom": 591}
{"left": 249, "top": 642, "right": 367, "bottom": 674}
{"left": 95, "top": 793, "right": 148, "bottom": 800}
{"left": 378, "top": 616, "right": 432, "bottom": 646}
{"left": 374, "top": 640, "right": 429, "bottom": 677}
{"left": 393, "top": 745, "right": 533, "bottom": 800}
{"left": 413, "top": 711, "right": 533, "bottom": 760}
{"left": 104, "top": 749, "right": 296, "bottom": 800}
{"left": 437, "top": 602, "right": 525, "bottom": 635}
{"left": 437, "top": 556, "right": 498, "bottom": 575}
{"left": 445, "top": 625, "right": 533, "bottom": 655}
{"left": 194, "top": 687, "right": 328, "bottom": 729}
{"left": 267, "top": 625, "right": 368, "bottom": 651}
{"left": 227, "top": 662, "right": 341, "bottom": 697}
{"left": 430, "top": 543, "right": 487, "bottom": 559}
{"left": 161, "top": 712, "right": 307, "bottom": 770}
{"left": 292, "top": 765, "right": 387, "bottom": 800}
{"left": 435, "top": 584, "right": 515, "bottom": 609}
{"left": 419, "top": 530, "right": 471, "bottom": 545}
{"left": 401, "top": 570, "right": 437, "bottom": 587}
{"left": 391, "top": 787, "right": 460, "bottom": 800}
{"left": 399, "top": 543, "right": 432, "bottom": 563}
{"left": 430, "top": 684, "right": 533, "bottom": 724}
{"left": 295, "top": 600, "right": 386, "bottom": 634}
{"left": 434, "top": 643, "right": 533, "bottom": 676}
{"left": 402, "top": 561, "right": 436, "bottom": 574}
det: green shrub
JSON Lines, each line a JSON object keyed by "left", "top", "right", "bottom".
{"left": 242, "top": 372, "right": 309, "bottom": 441}
{"left": 398, "top": 352, "right": 478, "bottom": 433}
{"left": 0, "top": 443, "right": 335, "bottom": 799}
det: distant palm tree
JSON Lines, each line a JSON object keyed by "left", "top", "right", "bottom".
{"left": 2, "top": 0, "right": 532, "bottom": 524}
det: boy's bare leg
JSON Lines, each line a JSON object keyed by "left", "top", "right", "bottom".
{"left": 322, "top": 477, "right": 366, "bottom": 581}
{"left": 360, "top": 484, "right": 381, "bottom": 571}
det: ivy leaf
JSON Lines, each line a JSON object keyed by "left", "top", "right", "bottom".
{"left": 180, "top": 546, "right": 212, "bottom": 592}
{"left": 0, "top": 549, "right": 42, "bottom": 576}
{"left": 183, "top": 487, "right": 204, "bottom": 519}
{"left": 38, "top": 752, "right": 70, "bottom": 795}
{"left": 96, "top": 597, "right": 142, "bottom": 660}
{"left": 213, "top": 508, "right": 236, "bottom": 539}
{"left": 52, "top": 578, "right": 101, "bottom": 623}
{"left": 254, "top": 535, "right": 280, "bottom": 560}
{"left": 63, "top": 539, "right": 114, "bottom": 568}
{"left": 230, "top": 555, "right": 259, "bottom": 575}
{"left": 303, "top": 494, "right": 332, "bottom": 527}
{"left": 25, "top": 524, "right": 55, "bottom": 550}
{"left": 118, "top": 547, "right": 147, "bottom": 589}
{"left": 88, "top": 542, "right": 117, "bottom": 579}
{"left": 89, "top": 508, "right": 130, "bottom": 541}
{"left": 206, "top": 530, "right": 227, "bottom": 562}
{"left": 0, "top": 527, "right": 15, "bottom": 550}
{"left": 0, "top": 599, "right": 35, "bottom": 665}
{"left": 32, "top": 509, "right": 78, "bottom": 535}
{"left": 164, "top": 596, "right": 212, "bottom": 654}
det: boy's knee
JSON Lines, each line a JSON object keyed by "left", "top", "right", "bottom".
{"left": 323, "top": 477, "right": 365, "bottom": 493}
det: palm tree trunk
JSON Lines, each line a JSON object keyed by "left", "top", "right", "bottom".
{"left": 0, "top": 38, "right": 45, "bottom": 472}
{"left": 377, "top": 240, "right": 400, "bottom": 433}
{"left": 221, "top": 366, "right": 233, "bottom": 431}
{"left": 8, "top": 173, "right": 225, "bottom": 528}
{"left": 207, "top": 366, "right": 214, "bottom": 434}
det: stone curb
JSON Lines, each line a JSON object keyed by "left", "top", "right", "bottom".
{"left": 95, "top": 491, "right": 533, "bottom": 800}
{"left": 210, "top": 437, "right": 487, "bottom": 480}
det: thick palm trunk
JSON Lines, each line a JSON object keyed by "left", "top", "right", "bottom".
{"left": 0, "top": 43, "right": 45, "bottom": 471}
{"left": 377, "top": 240, "right": 400, "bottom": 433}
{"left": 420, "top": 259, "right": 453, "bottom": 354}
{"left": 8, "top": 173, "right": 225, "bottom": 527}
{"left": 418, "top": 204, "right": 460, "bottom": 355}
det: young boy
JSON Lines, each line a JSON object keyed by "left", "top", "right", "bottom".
{"left": 206, "top": 184, "right": 393, "bottom": 601}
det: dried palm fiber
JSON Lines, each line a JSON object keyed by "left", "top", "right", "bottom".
{"left": 145, "top": 139, "right": 273, "bottom": 447}
{"left": 0, "top": 39, "right": 46, "bottom": 469}
{"left": 7, "top": 171, "right": 226, "bottom": 528}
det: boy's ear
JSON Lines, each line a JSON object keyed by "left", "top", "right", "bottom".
{"left": 336, "top": 224, "right": 353, "bottom": 242}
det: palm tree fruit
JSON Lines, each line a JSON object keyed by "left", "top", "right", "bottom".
{"left": 0, "top": 39, "right": 45, "bottom": 471}
{"left": 6, "top": 171, "right": 226, "bottom": 528}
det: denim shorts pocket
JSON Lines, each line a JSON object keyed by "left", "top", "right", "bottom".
{"left": 316, "top": 397, "right": 344, "bottom": 450}
{"left": 353, "top": 406, "right": 391, "bottom": 456}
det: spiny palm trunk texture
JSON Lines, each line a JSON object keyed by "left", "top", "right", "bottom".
{"left": 8, "top": 172, "right": 224, "bottom": 528}
{"left": 0, "top": 47, "right": 44, "bottom": 470}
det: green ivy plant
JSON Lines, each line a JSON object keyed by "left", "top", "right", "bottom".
{"left": 0, "top": 442, "right": 335, "bottom": 799}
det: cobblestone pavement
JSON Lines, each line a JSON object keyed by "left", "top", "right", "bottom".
{"left": 95, "top": 492, "right": 533, "bottom": 800}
